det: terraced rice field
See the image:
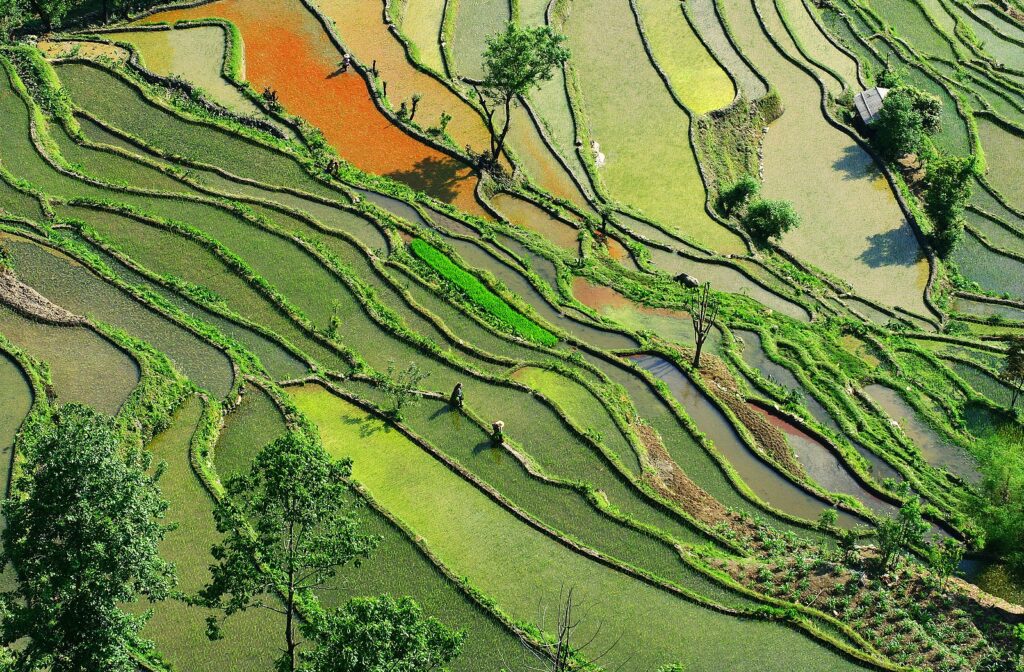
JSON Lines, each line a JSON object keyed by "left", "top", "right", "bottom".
{"left": 2, "top": 0, "right": 1023, "bottom": 668}
{"left": 721, "top": 0, "right": 931, "bottom": 315}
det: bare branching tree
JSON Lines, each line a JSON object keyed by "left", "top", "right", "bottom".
{"left": 507, "top": 586, "right": 627, "bottom": 672}
{"left": 689, "top": 281, "right": 720, "bottom": 369}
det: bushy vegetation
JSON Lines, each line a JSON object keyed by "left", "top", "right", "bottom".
{"left": 408, "top": 239, "right": 558, "bottom": 346}
{"left": 718, "top": 175, "right": 760, "bottom": 216}
{"left": 742, "top": 198, "right": 801, "bottom": 242}
{"left": 872, "top": 86, "right": 942, "bottom": 161}
{"left": 924, "top": 155, "right": 973, "bottom": 258}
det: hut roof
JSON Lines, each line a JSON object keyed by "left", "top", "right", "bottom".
{"left": 854, "top": 87, "right": 890, "bottom": 125}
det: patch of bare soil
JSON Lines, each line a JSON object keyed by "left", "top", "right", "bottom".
{"left": 0, "top": 267, "right": 86, "bottom": 325}
{"left": 637, "top": 420, "right": 730, "bottom": 527}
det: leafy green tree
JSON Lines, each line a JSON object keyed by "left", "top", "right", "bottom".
{"left": 873, "top": 88, "right": 923, "bottom": 160}
{"left": 0, "top": 404, "right": 175, "bottom": 672}
{"left": 873, "top": 86, "right": 942, "bottom": 160}
{"left": 927, "top": 538, "right": 964, "bottom": 589}
{"left": 872, "top": 86, "right": 942, "bottom": 159}
{"left": 742, "top": 198, "right": 801, "bottom": 242}
{"left": 1001, "top": 337, "right": 1024, "bottom": 410}
{"left": 0, "top": 0, "right": 26, "bottom": 42}
{"left": 718, "top": 175, "right": 760, "bottom": 215}
{"left": 969, "top": 422, "right": 1024, "bottom": 576}
{"left": 32, "top": 0, "right": 73, "bottom": 29}
{"left": 875, "top": 495, "right": 929, "bottom": 572}
{"left": 300, "top": 595, "right": 465, "bottom": 672}
{"left": 476, "top": 23, "right": 569, "bottom": 163}
{"left": 202, "top": 431, "right": 376, "bottom": 672}
{"left": 925, "top": 155, "right": 973, "bottom": 257}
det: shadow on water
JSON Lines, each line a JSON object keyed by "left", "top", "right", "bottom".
{"left": 831, "top": 144, "right": 881, "bottom": 181}
{"left": 386, "top": 156, "right": 474, "bottom": 205}
{"left": 857, "top": 228, "right": 922, "bottom": 269}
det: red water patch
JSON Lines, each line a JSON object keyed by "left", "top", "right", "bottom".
{"left": 147, "top": 0, "right": 484, "bottom": 215}
{"left": 605, "top": 236, "right": 629, "bottom": 261}
{"left": 571, "top": 276, "right": 632, "bottom": 311}
{"left": 749, "top": 403, "right": 814, "bottom": 442}
{"left": 571, "top": 276, "right": 683, "bottom": 318}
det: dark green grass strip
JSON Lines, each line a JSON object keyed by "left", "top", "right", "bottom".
{"left": 409, "top": 238, "right": 558, "bottom": 346}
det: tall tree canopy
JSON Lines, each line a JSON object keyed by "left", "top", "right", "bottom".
{"left": 202, "top": 430, "right": 377, "bottom": 672}
{"left": 300, "top": 595, "right": 465, "bottom": 672}
{"left": 0, "top": 404, "right": 175, "bottom": 672}
{"left": 924, "top": 155, "right": 973, "bottom": 257}
{"left": 477, "top": 23, "right": 569, "bottom": 164}
{"left": 873, "top": 86, "right": 942, "bottom": 160}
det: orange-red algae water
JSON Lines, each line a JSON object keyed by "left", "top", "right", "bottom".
{"left": 146, "top": 0, "right": 484, "bottom": 215}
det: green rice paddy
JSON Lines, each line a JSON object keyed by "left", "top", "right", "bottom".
{"left": 294, "top": 384, "right": 870, "bottom": 672}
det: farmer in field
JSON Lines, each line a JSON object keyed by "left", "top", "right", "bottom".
{"left": 450, "top": 382, "right": 464, "bottom": 409}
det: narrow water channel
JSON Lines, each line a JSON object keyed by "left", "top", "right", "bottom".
{"left": 749, "top": 404, "right": 897, "bottom": 517}
{"left": 864, "top": 384, "right": 981, "bottom": 483}
{"left": 630, "top": 354, "right": 863, "bottom": 527}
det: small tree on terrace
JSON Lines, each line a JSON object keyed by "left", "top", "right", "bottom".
{"left": 300, "top": 595, "right": 465, "bottom": 672}
{"left": 742, "top": 198, "right": 800, "bottom": 243}
{"left": 1002, "top": 337, "right": 1024, "bottom": 410}
{"left": 718, "top": 175, "right": 760, "bottom": 216}
{"left": 873, "top": 86, "right": 942, "bottom": 161}
{"left": 924, "top": 154, "right": 973, "bottom": 257}
{"left": 927, "top": 537, "right": 964, "bottom": 590}
{"left": 875, "top": 495, "right": 929, "bottom": 573}
{"left": 476, "top": 23, "right": 569, "bottom": 165}
{"left": 0, "top": 404, "right": 175, "bottom": 672}
{"left": 377, "top": 361, "right": 430, "bottom": 420}
{"left": 689, "top": 281, "right": 720, "bottom": 369}
{"left": 202, "top": 431, "right": 377, "bottom": 672}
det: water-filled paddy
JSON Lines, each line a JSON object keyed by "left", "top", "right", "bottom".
{"left": 397, "top": 0, "right": 447, "bottom": 73}
{"left": 5, "top": 237, "right": 235, "bottom": 399}
{"left": 634, "top": 0, "right": 736, "bottom": 113}
{"left": 690, "top": 0, "right": 768, "bottom": 98}
{"left": 977, "top": 117, "right": 1024, "bottom": 212}
{"left": 142, "top": 0, "right": 484, "bottom": 214}
{"left": 110, "top": 26, "right": 268, "bottom": 119}
{"left": 776, "top": 0, "right": 860, "bottom": 91}
{"left": 750, "top": 403, "right": 896, "bottom": 516}
{"left": 490, "top": 191, "right": 580, "bottom": 252}
{"left": 213, "top": 385, "right": 288, "bottom": 478}
{"left": 864, "top": 383, "right": 980, "bottom": 483}
{"left": 0, "top": 304, "right": 139, "bottom": 415}
{"left": 0, "top": 350, "right": 31, "bottom": 509}
{"left": 295, "top": 384, "right": 870, "bottom": 672}
{"left": 631, "top": 353, "right": 862, "bottom": 526}
{"left": 721, "top": 0, "right": 931, "bottom": 315}
{"left": 315, "top": 0, "right": 491, "bottom": 155}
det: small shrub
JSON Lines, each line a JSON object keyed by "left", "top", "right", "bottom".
{"left": 718, "top": 174, "right": 760, "bottom": 215}
{"left": 743, "top": 199, "right": 801, "bottom": 242}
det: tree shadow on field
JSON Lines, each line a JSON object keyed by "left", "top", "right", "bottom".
{"left": 341, "top": 413, "right": 389, "bottom": 438}
{"left": 858, "top": 227, "right": 922, "bottom": 268}
{"left": 386, "top": 156, "right": 473, "bottom": 204}
{"left": 833, "top": 143, "right": 881, "bottom": 181}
